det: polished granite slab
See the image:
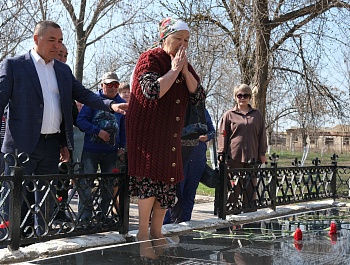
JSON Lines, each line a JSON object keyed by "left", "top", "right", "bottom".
{"left": 21, "top": 207, "right": 350, "bottom": 265}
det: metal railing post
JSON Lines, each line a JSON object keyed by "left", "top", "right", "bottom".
{"left": 217, "top": 154, "right": 227, "bottom": 220}
{"left": 292, "top": 157, "right": 301, "bottom": 167}
{"left": 8, "top": 164, "right": 23, "bottom": 251}
{"left": 311, "top": 157, "right": 321, "bottom": 199}
{"left": 269, "top": 153, "right": 279, "bottom": 211}
{"left": 119, "top": 152, "right": 129, "bottom": 234}
{"left": 251, "top": 158, "right": 260, "bottom": 209}
{"left": 330, "top": 154, "right": 338, "bottom": 200}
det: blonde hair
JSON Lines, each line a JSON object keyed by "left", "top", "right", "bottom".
{"left": 233, "top": 84, "right": 252, "bottom": 98}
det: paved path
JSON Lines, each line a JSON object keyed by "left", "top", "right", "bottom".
{"left": 128, "top": 195, "right": 216, "bottom": 231}
{"left": 0, "top": 198, "right": 343, "bottom": 264}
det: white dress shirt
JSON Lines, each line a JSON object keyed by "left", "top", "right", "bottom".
{"left": 30, "top": 49, "right": 62, "bottom": 134}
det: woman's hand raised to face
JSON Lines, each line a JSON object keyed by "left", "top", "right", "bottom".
{"left": 181, "top": 51, "right": 189, "bottom": 76}
{"left": 171, "top": 46, "right": 187, "bottom": 73}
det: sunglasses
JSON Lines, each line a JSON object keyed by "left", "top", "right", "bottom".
{"left": 236, "top": 93, "right": 250, "bottom": 99}
{"left": 105, "top": 83, "right": 120, "bottom": 88}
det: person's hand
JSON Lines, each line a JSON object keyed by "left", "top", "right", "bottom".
{"left": 170, "top": 45, "right": 186, "bottom": 72}
{"left": 218, "top": 153, "right": 225, "bottom": 163}
{"left": 117, "top": 148, "right": 125, "bottom": 162}
{"left": 181, "top": 51, "right": 189, "bottom": 76}
{"left": 260, "top": 155, "right": 267, "bottom": 164}
{"left": 98, "top": 130, "right": 110, "bottom": 142}
{"left": 198, "top": 134, "right": 208, "bottom": 142}
{"left": 60, "top": 146, "right": 70, "bottom": 162}
{"left": 111, "top": 102, "right": 128, "bottom": 115}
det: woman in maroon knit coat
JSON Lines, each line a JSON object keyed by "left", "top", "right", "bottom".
{"left": 126, "top": 18, "right": 205, "bottom": 241}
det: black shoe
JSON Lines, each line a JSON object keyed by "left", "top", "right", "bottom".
{"left": 76, "top": 217, "right": 95, "bottom": 229}
{"left": 92, "top": 211, "right": 106, "bottom": 222}
{"left": 242, "top": 207, "right": 257, "bottom": 213}
{"left": 216, "top": 226, "right": 231, "bottom": 232}
{"left": 243, "top": 222, "right": 260, "bottom": 229}
{"left": 61, "top": 215, "right": 72, "bottom": 222}
{"left": 54, "top": 211, "right": 72, "bottom": 222}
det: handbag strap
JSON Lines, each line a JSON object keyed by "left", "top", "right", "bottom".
{"left": 191, "top": 103, "right": 206, "bottom": 125}
{"left": 184, "top": 103, "right": 202, "bottom": 127}
{"left": 212, "top": 132, "right": 218, "bottom": 168}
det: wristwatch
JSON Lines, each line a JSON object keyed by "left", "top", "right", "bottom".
{"left": 109, "top": 101, "right": 116, "bottom": 112}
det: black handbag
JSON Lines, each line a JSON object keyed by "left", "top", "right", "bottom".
{"left": 181, "top": 103, "right": 208, "bottom": 140}
{"left": 200, "top": 134, "right": 219, "bottom": 188}
{"left": 200, "top": 164, "right": 219, "bottom": 188}
{"left": 182, "top": 102, "right": 208, "bottom": 159}
{"left": 181, "top": 123, "right": 208, "bottom": 140}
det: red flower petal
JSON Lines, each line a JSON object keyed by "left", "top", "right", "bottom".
{"left": 293, "top": 228, "right": 302, "bottom": 241}
{"left": 329, "top": 222, "right": 337, "bottom": 235}
{"left": 294, "top": 242, "right": 303, "bottom": 251}
{"left": 330, "top": 234, "right": 337, "bottom": 244}
{"left": 0, "top": 221, "right": 10, "bottom": 229}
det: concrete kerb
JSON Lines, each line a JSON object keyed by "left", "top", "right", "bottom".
{"left": 158, "top": 198, "right": 341, "bottom": 236}
{"left": 0, "top": 233, "right": 128, "bottom": 264}
{"left": 0, "top": 198, "right": 343, "bottom": 264}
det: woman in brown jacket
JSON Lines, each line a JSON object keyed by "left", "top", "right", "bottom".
{"left": 126, "top": 18, "right": 205, "bottom": 241}
{"left": 217, "top": 84, "right": 267, "bottom": 212}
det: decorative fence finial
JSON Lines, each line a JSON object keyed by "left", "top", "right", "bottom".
{"left": 331, "top": 154, "right": 338, "bottom": 163}
{"left": 292, "top": 158, "right": 301, "bottom": 167}
{"left": 312, "top": 157, "right": 321, "bottom": 166}
{"left": 4, "top": 149, "right": 29, "bottom": 167}
{"left": 58, "top": 161, "right": 83, "bottom": 174}
{"left": 269, "top": 153, "right": 279, "bottom": 163}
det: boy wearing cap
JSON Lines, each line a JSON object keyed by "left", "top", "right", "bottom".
{"left": 76, "top": 72, "right": 126, "bottom": 221}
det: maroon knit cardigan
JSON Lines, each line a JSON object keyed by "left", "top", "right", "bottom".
{"left": 126, "top": 48, "right": 200, "bottom": 184}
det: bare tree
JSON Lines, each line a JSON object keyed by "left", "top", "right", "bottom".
{"left": 0, "top": 1, "right": 41, "bottom": 61}
{"left": 3, "top": 0, "right": 348, "bottom": 129}
{"left": 158, "top": 0, "right": 350, "bottom": 121}
{"left": 188, "top": 21, "right": 241, "bottom": 126}
{"left": 60, "top": 0, "right": 153, "bottom": 82}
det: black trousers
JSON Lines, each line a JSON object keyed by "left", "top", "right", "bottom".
{"left": 2, "top": 135, "right": 60, "bottom": 235}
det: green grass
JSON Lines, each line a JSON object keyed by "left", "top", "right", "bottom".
{"left": 267, "top": 149, "right": 350, "bottom": 167}
{"left": 196, "top": 149, "right": 350, "bottom": 197}
{"left": 197, "top": 183, "right": 216, "bottom": 197}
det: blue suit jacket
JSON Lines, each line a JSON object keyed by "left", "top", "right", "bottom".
{"left": 0, "top": 51, "right": 113, "bottom": 155}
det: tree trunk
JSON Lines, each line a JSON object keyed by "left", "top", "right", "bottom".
{"left": 251, "top": 0, "right": 270, "bottom": 119}
{"left": 74, "top": 22, "right": 86, "bottom": 83}
{"left": 75, "top": 38, "right": 86, "bottom": 83}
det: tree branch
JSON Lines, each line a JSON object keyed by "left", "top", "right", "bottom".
{"left": 269, "top": 0, "right": 350, "bottom": 29}
{"left": 61, "top": 0, "right": 78, "bottom": 25}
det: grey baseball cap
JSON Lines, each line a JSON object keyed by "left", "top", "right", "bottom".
{"left": 101, "top": 72, "right": 120, "bottom": 83}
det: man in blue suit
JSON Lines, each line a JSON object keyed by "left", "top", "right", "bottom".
{"left": 0, "top": 20, "right": 127, "bottom": 235}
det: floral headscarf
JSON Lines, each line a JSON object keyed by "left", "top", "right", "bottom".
{"left": 159, "top": 17, "right": 190, "bottom": 41}
{"left": 149, "top": 17, "right": 190, "bottom": 49}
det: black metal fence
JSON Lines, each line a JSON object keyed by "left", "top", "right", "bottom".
{"left": 0, "top": 156, "right": 129, "bottom": 251}
{"left": 2, "top": 151, "right": 350, "bottom": 251}
{"left": 215, "top": 153, "right": 350, "bottom": 219}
